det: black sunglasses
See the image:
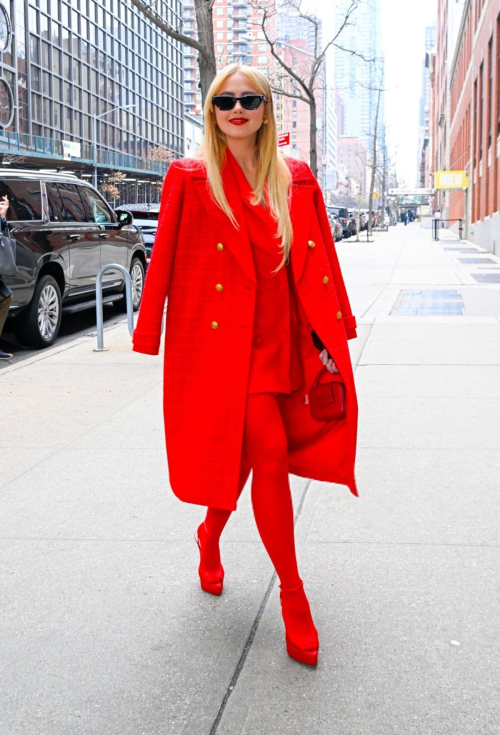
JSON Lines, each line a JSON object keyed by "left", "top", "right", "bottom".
{"left": 211, "top": 94, "right": 268, "bottom": 111}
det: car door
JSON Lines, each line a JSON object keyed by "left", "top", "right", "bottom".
{"left": 51, "top": 182, "right": 100, "bottom": 296}
{"left": 79, "top": 185, "right": 129, "bottom": 288}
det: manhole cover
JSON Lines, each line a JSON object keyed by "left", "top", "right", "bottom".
{"left": 459, "top": 257, "right": 497, "bottom": 264}
{"left": 472, "top": 273, "right": 500, "bottom": 283}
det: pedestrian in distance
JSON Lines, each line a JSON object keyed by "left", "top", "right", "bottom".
{"left": 132, "top": 64, "right": 359, "bottom": 668}
{"left": 0, "top": 195, "right": 14, "bottom": 361}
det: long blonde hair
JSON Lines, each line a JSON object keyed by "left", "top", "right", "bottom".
{"left": 195, "top": 64, "right": 293, "bottom": 270}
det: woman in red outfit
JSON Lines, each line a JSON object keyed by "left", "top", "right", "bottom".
{"left": 132, "top": 64, "right": 359, "bottom": 667}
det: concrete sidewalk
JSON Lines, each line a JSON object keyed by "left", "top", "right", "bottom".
{"left": 1, "top": 222, "right": 499, "bottom": 734}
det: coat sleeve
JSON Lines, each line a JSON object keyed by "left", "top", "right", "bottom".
{"left": 132, "top": 161, "right": 185, "bottom": 355}
{"left": 309, "top": 174, "right": 357, "bottom": 340}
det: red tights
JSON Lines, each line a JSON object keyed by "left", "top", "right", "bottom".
{"left": 203, "top": 392, "right": 301, "bottom": 591}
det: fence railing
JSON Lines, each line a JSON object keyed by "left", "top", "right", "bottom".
{"left": 0, "top": 132, "right": 169, "bottom": 176}
{"left": 432, "top": 218, "right": 463, "bottom": 241}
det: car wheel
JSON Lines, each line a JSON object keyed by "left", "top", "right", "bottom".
{"left": 115, "top": 257, "right": 145, "bottom": 313}
{"left": 14, "top": 274, "right": 62, "bottom": 349}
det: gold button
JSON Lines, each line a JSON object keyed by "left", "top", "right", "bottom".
{"left": 337, "top": 311, "right": 342, "bottom": 320}
{"left": 215, "top": 283, "right": 223, "bottom": 292}
{"left": 323, "top": 276, "right": 329, "bottom": 284}
{"left": 308, "top": 240, "right": 315, "bottom": 248}
{"left": 211, "top": 321, "right": 219, "bottom": 329}
{"left": 216, "top": 243, "right": 224, "bottom": 251}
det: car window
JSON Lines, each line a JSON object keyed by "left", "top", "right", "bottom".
{"left": 45, "top": 182, "right": 66, "bottom": 223}
{"left": 0, "top": 179, "right": 43, "bottom": 220}
{"left": 127, "top": 211, "right": 159, "bottom": 221}
{"left": 80, "top": 186, "right": 113, "bottom": 224}
{"left": 57, "top": 183, "right": 87, "bottom": 222}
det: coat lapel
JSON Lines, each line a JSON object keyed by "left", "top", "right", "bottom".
{"left": 191, "top": 156, "right": 257, "bottom": 284}
{"left": 189, "top": 152, "right": 316, "bottom": 285}
{"left": 288, "top": 174, "right": 315, "bottom": 284}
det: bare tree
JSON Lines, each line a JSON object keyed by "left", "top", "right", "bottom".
{"left": 129, "top": 0, "right": 216, "bottom": 107}
{"left": 253, "top": 0, "right": 373, "bottom": 177}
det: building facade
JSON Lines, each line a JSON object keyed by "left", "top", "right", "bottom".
{"left": 417, "top": 23, "right": 437, "bottom": 186}
{"left": 338, "top": 136, "right": 367, "bottom": 196}
{"left": 445, "top": 0, "right": 500, "bottom": 250}
{"left": 0, "top": 0, "right": 183, "bottom": 201}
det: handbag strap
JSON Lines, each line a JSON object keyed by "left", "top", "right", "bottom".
{"left": 313, "top": 365, "right": 344, "bottom": 388}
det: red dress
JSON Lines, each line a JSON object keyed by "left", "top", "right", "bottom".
{"left": 227, "top": 149, "right": 304, "bottom": 395}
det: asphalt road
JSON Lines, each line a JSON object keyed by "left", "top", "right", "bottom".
{"left": 0, "top": 303, "right": 128, "bottom": 367}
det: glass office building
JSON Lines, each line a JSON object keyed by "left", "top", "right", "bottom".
{"left": 0, "top": 0, "right": 183, "bottom": 199}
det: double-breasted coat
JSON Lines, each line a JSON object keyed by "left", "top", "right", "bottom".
{"left": 132, "top": 152, "right": 359, "bottom": 511}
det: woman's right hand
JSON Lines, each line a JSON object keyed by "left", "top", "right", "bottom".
{"left": 0, "top": 195, "right": 9, "bottom": 219}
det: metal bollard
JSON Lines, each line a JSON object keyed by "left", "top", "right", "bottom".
{"left": 94, "top": 263, "right": 134, "bottom": 352}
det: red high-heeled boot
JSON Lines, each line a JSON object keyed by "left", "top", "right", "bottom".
{"left": 280, "top": 582, "right": 319, "bottom": 666}
{"left": 194, "top": 522, "right": 224, "bottom": 595}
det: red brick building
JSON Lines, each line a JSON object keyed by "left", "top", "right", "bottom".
{"left": 448, "top": 0, "right": 500, "bottom": 251}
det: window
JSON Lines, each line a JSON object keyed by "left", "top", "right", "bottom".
{"left": 497, "top": 15, "right": 500, "bottom": 136}
{"left": 216, "top": 20, "right": 223, "bottom": 28}
{"left": 488, "top": 36, "right": 493, "bottom": 148}
{"left": 46, "top": 182, "right": 65, "bottom": 222}
{"left": 479, "top": 62, "right": 484, "bottom": 158}
{"left": 0, "top": 180, "right": 43, "bottom": 221}
{"left": 80, "top": 186, "right": 113, "bottom": 223}
{"left": 57, "top": 183, "right": 87, "bottom": 222}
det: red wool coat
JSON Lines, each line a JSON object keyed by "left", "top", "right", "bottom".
{"left": 132, "top": 153, "right": 359, "bottom": 510}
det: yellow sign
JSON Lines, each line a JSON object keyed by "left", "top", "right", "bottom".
{"left": 434, "top": 171, "right": 468, "bottom": 189}
{"left": 374, "top": 192, "right": 379, "bottom": 199}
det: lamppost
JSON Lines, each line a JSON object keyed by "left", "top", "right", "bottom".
{"left": 92, "top": 103, "right": 135, "bottom": 190}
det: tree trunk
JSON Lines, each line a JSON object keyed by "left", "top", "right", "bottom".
{"left": 368, "top": 89, "right": 381, "bottom": 237}
{"left": 309, "top": 97, "right": 317, "bottom": 178}
{"left": 193, "top": 0, "right": 217, "bottom": 107}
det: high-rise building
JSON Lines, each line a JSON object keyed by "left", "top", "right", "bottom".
{"left": 275, "top": 10, "right": 333, "bottom": 189}
{"left": 0, "top": 0, "right": 184, "bottom": 201}
{"left": 334, "top": 0, "right": 384, "bottom": 150}
{"left": 338, "top": 136, "right": 367, "bottom": 196}
{"left": 417, "top": 23, "right": 437, "bottom": 186}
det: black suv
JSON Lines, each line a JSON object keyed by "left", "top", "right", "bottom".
{"left": 0, "top": 170, "right": 147, "bottom": 348}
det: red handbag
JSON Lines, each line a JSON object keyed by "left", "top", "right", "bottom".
{"left": 309, "top": 366, "right": 346, "bottom": 422}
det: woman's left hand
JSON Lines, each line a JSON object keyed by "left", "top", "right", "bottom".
{"left": 319, "top": 348, "right": 339, "bottom": 374}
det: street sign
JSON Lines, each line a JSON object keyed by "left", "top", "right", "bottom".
{"left": 63, "top": 140, "right": 81, "bottom": 160}
{"left": 434, "top": 170, "right": 468, "bottom": 189}
{"left": 278, "top": 132, "right": 290, "bottom": 147}
{"left": 374, "top": 192, "right": 379, "bottom": 199}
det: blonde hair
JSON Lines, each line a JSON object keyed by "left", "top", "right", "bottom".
{"left": 195, "top": 64, "right": 293, "bottom": 270}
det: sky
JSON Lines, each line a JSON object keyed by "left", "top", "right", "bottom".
{"left": 380, "top": 0, "right": 437, "bottom": 186}
{"left": 314, "top": 0, "right": 437, "bottom": 186}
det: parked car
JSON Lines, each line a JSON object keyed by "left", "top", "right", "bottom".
{"left": 329, "top": 213, "right": 343, "bottom": 242}
{"left": 1, "top": 170, "right": 147, "bottom": 349}
{"left": 327, "top": 206, "right": 355, "bottom": 238}
{"left": 358, "top": 210, "right": 369, "bottom": 230}
{"left": 347, "top": 211, "right": 359, "bottom": 236}
{"left": 114, "top": 202, "right": 159, "bottom": 262}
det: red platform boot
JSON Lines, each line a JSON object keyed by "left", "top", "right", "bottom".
{"left": 279, "top": 582, "right": 319, "bottom": 666}
{"left": 194, "top": 522, "right": 224, "bottom": 596}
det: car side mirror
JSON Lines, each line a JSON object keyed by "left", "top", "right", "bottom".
{"left": 117, "top": 210, "right": 133, "bottom": 228}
